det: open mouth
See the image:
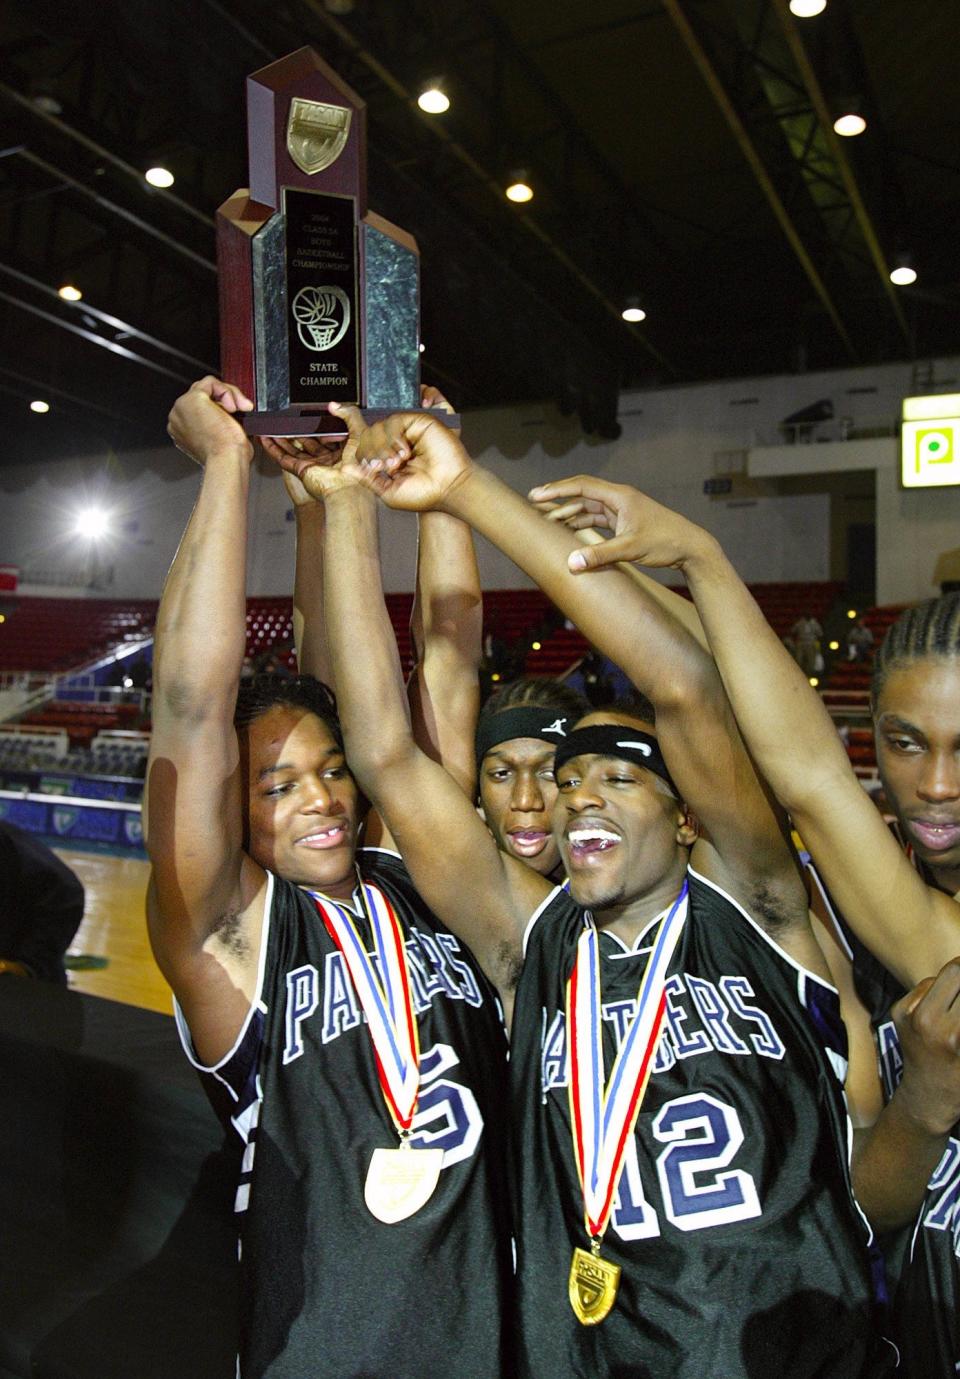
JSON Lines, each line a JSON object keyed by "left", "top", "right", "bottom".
{"left": 906, "top": 819, "right": 960, "bottom": 853}
{"left": 507, "top": 828, "right": 550, "bottom": 857}
{"left": 567, "top": 826, "right": 621, "bottom": 860}
{"left": 296, "top": 823, "right": 349, "bottom": 850}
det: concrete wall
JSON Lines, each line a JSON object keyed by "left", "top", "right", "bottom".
{"left": 1, "top": 352, "right": 957, "bottom": 604}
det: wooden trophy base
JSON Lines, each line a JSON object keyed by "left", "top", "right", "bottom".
{"left": 242, "top": 406, "right": 460, "bottom": 439}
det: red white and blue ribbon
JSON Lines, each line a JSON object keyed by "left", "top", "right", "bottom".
{"left": 312, "top": 882, "right": 421, "bottom": 1134}
{"left": 566, "top": 881, "right": 689, "bottom": 1240}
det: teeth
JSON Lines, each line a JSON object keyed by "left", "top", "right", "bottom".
{"left": 569, "top": 828, "right": 620, "bottom": 846}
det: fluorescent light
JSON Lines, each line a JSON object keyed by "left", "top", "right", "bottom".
{"left": 145, "top": 166, "right": 175, "bottom": 188}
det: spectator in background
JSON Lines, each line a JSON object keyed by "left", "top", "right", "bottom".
{"left": 0, "top": 822, "right": 84, "bottom": 983}
{"left": 846, "top": 616, "right": 874, "bottom": 663}
{"left": 790, "top": 612, "right": 823, "bottom": 676}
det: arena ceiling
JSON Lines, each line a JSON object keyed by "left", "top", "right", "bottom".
{"left": 0, "top": 0, "right": 957, "bottom": 462}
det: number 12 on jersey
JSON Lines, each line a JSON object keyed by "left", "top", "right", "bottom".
{"left": 612, "top": 1093, "right": 762, "bottom": 1239}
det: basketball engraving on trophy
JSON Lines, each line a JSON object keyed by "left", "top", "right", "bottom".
{"left": 292, "top": 286, "right": 352, "bottom": 352}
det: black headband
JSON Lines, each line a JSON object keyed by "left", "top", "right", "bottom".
{"left": 476, "top": 706, "right": 575, "bottom": 764}
{"left": 553, "top": 725, "right": 678, "bottom": 797}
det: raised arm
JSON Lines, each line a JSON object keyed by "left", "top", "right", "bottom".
{"left": 407, "top": 509, "right": 482, "bottom": 796}
{"left": 406, "top": 384, "right": 482, "bottom": 796}
{"left": 313, "top": 471, "right": 547, "bottom": 1016}
{"left": 146, "top": 379, "right": 267, "bottom": 1063}
{"left": 271, "top": 389, "right": 482, "bottom": 799}
{"left": 531, "top": 476, "right": 959, "bottom": 988}
{"left": 342, "top": 413, "right": 807, "bottom": 933}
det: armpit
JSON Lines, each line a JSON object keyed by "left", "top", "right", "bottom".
{"left": 494, "top": 938, "right": 525, "bottom": 994}
{"left": 749, "top": 880, "right": 804, "bottom": 936}
{"left": 210, "top": 908, "right": 252, "bottom": 962}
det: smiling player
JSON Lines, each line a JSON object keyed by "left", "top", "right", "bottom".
{"left": 527, "top": 472, "right": 960, "bottom": 1375}
{"left": 278, "top": 402, "right": 892, "bottom": 1378}
{"left": 145, "top": 379, "right": 513, "bottom": 1379}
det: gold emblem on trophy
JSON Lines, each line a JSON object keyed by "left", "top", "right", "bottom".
{"left": 568, "top": 1244, "right": 621, "bottom": 1326}
{"left": 286, "top": 98, "right": 352, "bottom": 175}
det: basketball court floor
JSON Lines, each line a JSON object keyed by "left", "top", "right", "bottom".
{"left": 54, "top": 845, "right": 172, "bottom": 1015}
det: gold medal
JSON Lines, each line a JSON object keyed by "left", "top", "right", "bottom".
{"left": 568, "top": 1242, "right": 621, "bottom": 1326}
{"left": 364, "top": 1142, "right": 443, "bottom": 1224}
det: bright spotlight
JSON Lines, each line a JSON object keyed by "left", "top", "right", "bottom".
{"left": 789, "top": 0, "right": 826, "bottom": 15}
{"left": 30, "top": 399, "right": 50, "bottom": 414}
{"left": 145, "top": 166, "right": 175, "bottom": 188}
{"left": 833, "top": 112, "right": 866, "bottom": 138}
{"left": 75, "top": 507, "right": 111, "bottom": 539}
{"left": 418, "top": 81, "right": 449, "bottom": 115}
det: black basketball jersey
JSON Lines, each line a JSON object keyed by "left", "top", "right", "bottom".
{"left": 176, "top": 847, "right": 513, "bottom": 1379}
{"left": 509, "top": 865, "right": 893, "bottom": 1379}
{"left": 807, "top": 851, "right": 960, "bottom": 1377}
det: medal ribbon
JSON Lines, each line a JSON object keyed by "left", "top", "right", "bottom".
{"left": 312, "top": 882, "right": 421, "bottom": 1134}
{"left": 566, "top": 881, "right": 689, "bottom": 1240}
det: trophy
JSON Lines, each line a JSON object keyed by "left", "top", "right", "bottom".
{"left": 218, "top": 47, "right": 454, "bottom": 437}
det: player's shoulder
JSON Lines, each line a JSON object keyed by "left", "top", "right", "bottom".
{"left": 521, "top": 879, "right": 581, "bottom": 960}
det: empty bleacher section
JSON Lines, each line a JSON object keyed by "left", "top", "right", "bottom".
{"left": 0, "top": 587, "right": 917, "bottom": 818}
{"left": 0, "top": 598, "right": 156, "bottom": 674}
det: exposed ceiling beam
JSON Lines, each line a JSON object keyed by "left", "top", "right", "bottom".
{"left": 301, "top": 0, "right": 675, "bottom": 373}
{"left": 0, "top": 287, "right": 198, "bottom": 383}
{"left": 770, "top": 0, "right": 911, "bottom": 347}
{"left": 0, "top": 261, "right": 215, "bottom": 372}
{"left": 0, "top": 80, "right": 215, "bottom": 233}
{"left": 661, "top": 0, "right": 856, "bottom": 359}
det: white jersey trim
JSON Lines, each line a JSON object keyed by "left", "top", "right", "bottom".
{"left": 688, "top": 865, "right": 841, "bottom": 997}
{"left": 522, "top": 882, "right": 568, "bottom": 958}
{"left": 174, "top": 869, "right": 276, "bottom": 1083}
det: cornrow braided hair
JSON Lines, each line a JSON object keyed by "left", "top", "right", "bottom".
{"left": 477, "top": 675, "right": 589, "bottom": 725}
{"left": 871, "top": 592, "right": 960, "bottom": 709}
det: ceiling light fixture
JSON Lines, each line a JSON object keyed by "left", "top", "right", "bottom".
{"left": 417, "top": 79, "right": 449, "bottom": 115}
{"left": 74, "top": 507, "right": 111, "bottom": 540}
{"left": 833, "top": 104, "right": 867, "bottom": 138}
{"left": 622, "top": 295, "right": 647, "bottom": 323}
{"left": 505, "top": 171, "right": 533, "bottom": 204}
{"left": 145, "top": 166, "right": 175, "bottom": 188}
{"left": 32, "top": 92, "right": 63, "bottom": 116}
{"left": 30, "top": 399, "right": 50, "bottom": 414}
{"left": 58, "top": 283, "right": 82, "bottom": 302}
{"left": 889, "top": 254, "right": 917, "bottom": 287}
{"left": 789, "top": 0, "right": 827, "bottom": 16}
